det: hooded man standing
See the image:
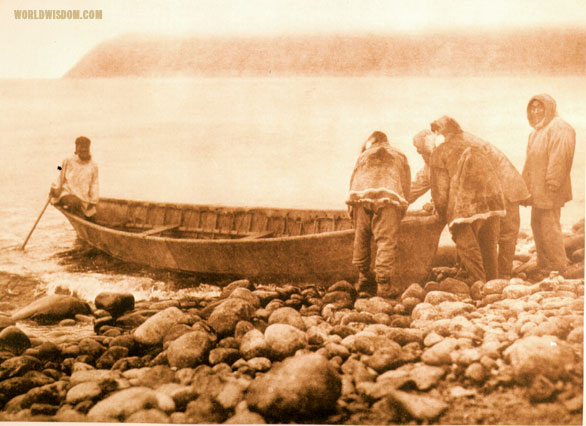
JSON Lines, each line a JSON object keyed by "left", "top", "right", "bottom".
{"left": 346, "top": 131, "right": 411, "bottom": 298}
{"left": 522, "top": 94, "right": 576, "bottom": 277}
{"left": 50, "top": 136, "right": 99, "bottom": 219}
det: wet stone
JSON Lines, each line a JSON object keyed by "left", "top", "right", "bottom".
{"left": 0, "top": 326, "right": 31, "bottom": 355}
{"left": 95, "top": 292, "right": 135, "bottom": 318}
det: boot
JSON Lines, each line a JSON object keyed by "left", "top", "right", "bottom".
{"left": 376, "top": 276, "right": 400, "bottom": 299}
{"left": 356, "top": 269, "right": 376, "bottom": 297}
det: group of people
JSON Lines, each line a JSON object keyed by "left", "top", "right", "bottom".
{"left": 347, "top": 94, "right": 576, "bottom": 298}
{"left": 50, "top": 94, "right": 576, "bottom": 299}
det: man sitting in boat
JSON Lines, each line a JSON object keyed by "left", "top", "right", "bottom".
{"left": 431, "top": 116, "right": 530, "bottom": 279}
{"left": 49, "top": 136, "right": 99, "bottom": 219}
{"left": 429, "top": 117, "right": 506, "bottom": 283}
{"left": 346, "top": 131, "right": 411, "bottom": 298}
{"left": 407, "top": 129, "right": 436, "bottom": 212}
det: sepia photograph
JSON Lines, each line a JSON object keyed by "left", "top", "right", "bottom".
{"left": 0, "top": 0, "right": 584, "bottom": 424}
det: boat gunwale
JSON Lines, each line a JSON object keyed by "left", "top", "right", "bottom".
{"left": 56, "top": 197, "right": 442, "bottom": 244}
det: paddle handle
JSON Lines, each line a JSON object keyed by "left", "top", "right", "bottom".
{"left": 21, "top": 196, "right": 52, "bottom": 250}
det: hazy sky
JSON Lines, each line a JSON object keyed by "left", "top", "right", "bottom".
{"left": 1, "top": 0, "right": 585, "bottom": 78}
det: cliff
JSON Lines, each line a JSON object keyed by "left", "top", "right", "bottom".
{"left": 65, "top": 29, "right": 586, "bottom": 77}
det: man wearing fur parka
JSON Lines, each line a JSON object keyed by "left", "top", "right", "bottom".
{"left": 429, "top": 117, "right": 506, "bottom": 283}
{"left": 431, "top": 116, "right": 530, "bottom": 279}
{"left": 346, "top": 131, "right": 411, "bottom": 298}
{"left": 522, "top": 94, "right": 576, "bottom": 277}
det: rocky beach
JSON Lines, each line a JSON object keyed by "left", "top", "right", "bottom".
{"left": 0, "top": 220, "right": 582, "bottom": 424}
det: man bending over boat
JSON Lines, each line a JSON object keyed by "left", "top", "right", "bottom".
{"left": 429, "top": 117, "right": 506, "bottom": 283}
{"left": 430, "top": 116, "right": 529, "bottom": 279}
{"left": 50, "top": 136, "right": 99, "bottom": 219}
{"left": 346, "top": 131, "right": 411, "bottom": 298}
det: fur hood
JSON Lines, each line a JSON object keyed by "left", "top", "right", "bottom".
{"left": 527, "top": 94, "right": 557, "bottom": 130}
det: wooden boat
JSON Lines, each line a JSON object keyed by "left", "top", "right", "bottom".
{"left": 55, "top": 198, "right": 445, "bottom": 288}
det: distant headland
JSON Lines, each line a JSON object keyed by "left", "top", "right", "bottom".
{"left": 65, "top": 29, "right": 585, "bottom": 78}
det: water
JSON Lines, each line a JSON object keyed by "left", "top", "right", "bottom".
{"left": 0, "top": 76, "right": 584, "bottom": 309}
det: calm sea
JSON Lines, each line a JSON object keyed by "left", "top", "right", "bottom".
{"left": 0, "top": 76, "right": 584, "bottom": 305}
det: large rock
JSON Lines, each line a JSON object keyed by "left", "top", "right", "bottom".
{"left": 133, "top": 307, "right": 189, "bottom": 345}
{"left": 268, "top": 307, "right": 306, "bottom": 331}
{"left": 95, "top": 292, "right": 135, "bottom": 317}
{"left": 0, "top": 326, "right": 31, "bottom": 355}
{"left": 0, "top": 355, "right": 43, "bottom": 380}
{"left": 167, "top": 331, "right": 213, "bottom": 368}
{"left": 11, "top": 295, "right": 90, "bottom": 323}
{"left": 246, "top": 353, "right": 341, "bottom": 420}
{"left": 264, "top": 324, "right": 307, "bottom": 360}
{"left": 504, "top": 335, "right": 576, "bottom": 384}
{"left": 208, "top": 299, "right": 255, "bottom": 337}
{"left": 229, "top": 288, "right": 261, "bottom": 309}
{"left": 240, "top": 329, "right": 270, "bottom": 360}
{"left": 87, "top": 386, "right": 175, "bottom": 421}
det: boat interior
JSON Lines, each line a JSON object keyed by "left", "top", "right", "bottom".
{"left": 91, "top": 198, "right": 354, "bottom": 240}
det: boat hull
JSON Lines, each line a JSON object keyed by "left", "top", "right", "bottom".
{"left": 56, "top": 198, "right": 445, "bottom": 288}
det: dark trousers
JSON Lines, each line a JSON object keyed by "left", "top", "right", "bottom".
{"left": 498, "top": 201, "right": 521, "bottom": 278}
{"left": 531, "top": 207, "right": 567, "bottom": 273}
{"left": 352, "top": 203, "right": 402, "bottom": 283}
{"left": 451, "top": 216, "right": 500, "bottom": 283}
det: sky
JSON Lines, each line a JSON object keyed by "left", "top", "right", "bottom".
{"left": 0, "top": 0, "right": 585, "bottom": 78}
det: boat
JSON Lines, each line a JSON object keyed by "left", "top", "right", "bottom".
{"left": 54, "top": 197, "right": 445, "bottom": 288}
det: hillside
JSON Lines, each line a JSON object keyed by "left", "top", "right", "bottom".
{"left": 65, "top": 29, "right": 586, "bottom": 77}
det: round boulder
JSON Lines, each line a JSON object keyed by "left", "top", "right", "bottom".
{"left": 167, "top": 331, "right": 213, "bottom": 368}
{"left": 246, "top": 353, "right": 341, "bottom": 421}
{"left": 0, "top": 326, "right": 31, "bottom": 355}
{"left": 95, "top": 292, "right": 135, "bottom": 318}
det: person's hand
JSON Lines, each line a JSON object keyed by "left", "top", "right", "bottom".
{"left": 49, "top": 187, "right": 58, "bottom": 197}
{"left": 422, "top": 202, "right": 435, "bottom": 214}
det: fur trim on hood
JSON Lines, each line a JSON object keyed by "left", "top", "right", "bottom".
{"left": 527, "top": 94, "right": 557, "bottom": 129}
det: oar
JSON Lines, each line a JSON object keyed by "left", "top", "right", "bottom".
{"left": 21, "top": 196, "right": 52, "bottom": 250}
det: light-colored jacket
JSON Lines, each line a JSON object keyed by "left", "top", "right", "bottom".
{"left": 522, "top": 94, "right": 576, "bottom": 209}
{"left": 51, "top": 155, "right": 99, "bottom": 216}
{"left": 346, "top": 141, "right": 411, "bottom": 213}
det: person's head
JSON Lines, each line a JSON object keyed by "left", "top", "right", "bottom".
{"left": 430, "top": 116, "right": 462, "bottom": 137}
{"left": 527, "top": 94, "right": 557, "bottom": 129}
{"left": 75, "top": 136, "right": 91, "bottom": 161}
{"left": 413, "top": 129, "right": 436, "bottom": 163}
{"left": 361, "top": 130, "right": 388, "bottom": 152}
